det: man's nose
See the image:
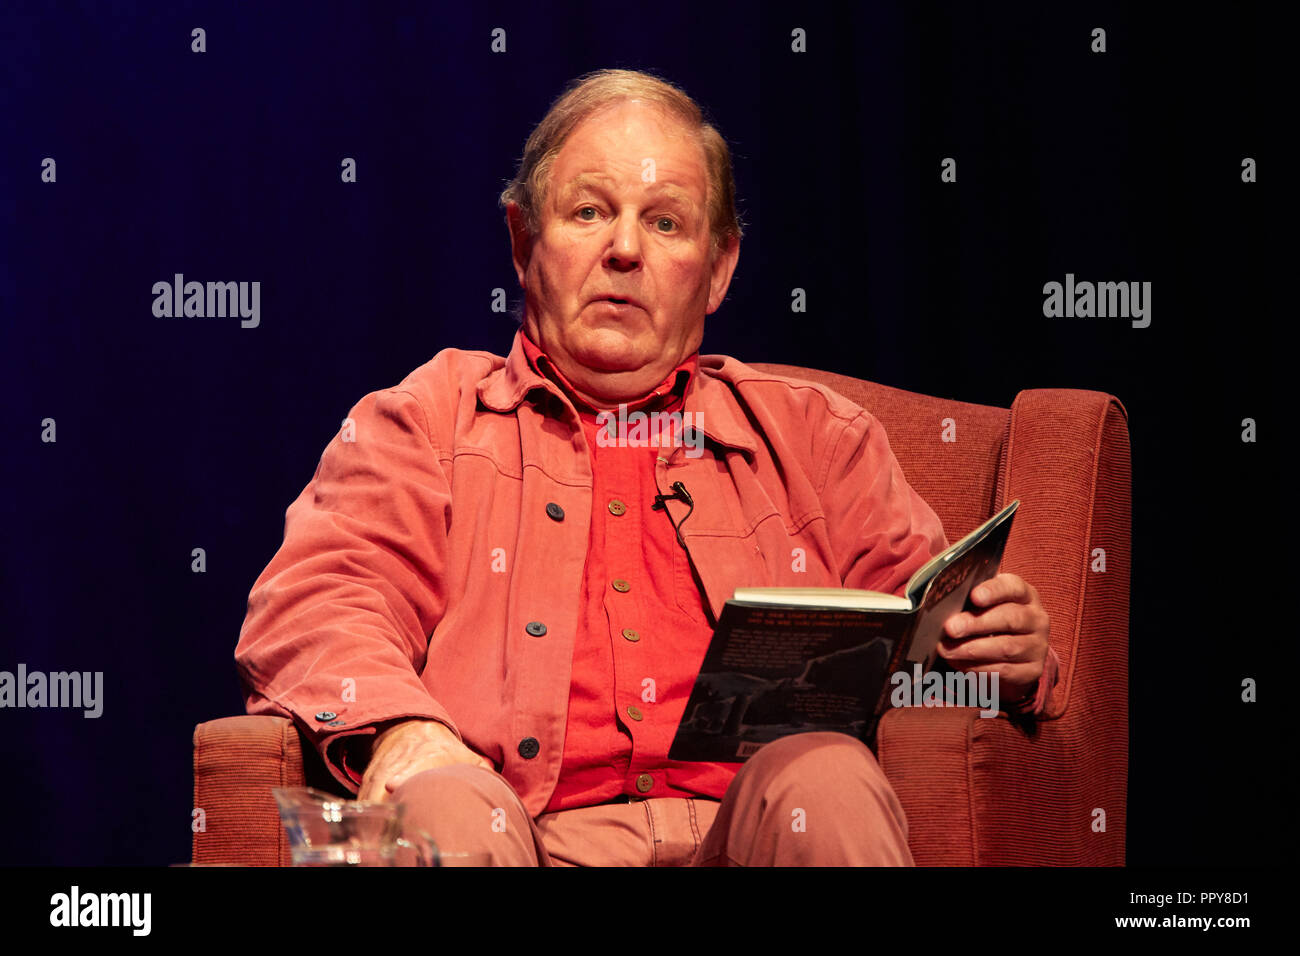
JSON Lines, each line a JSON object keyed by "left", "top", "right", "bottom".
{"left": 605, "top": 210, "right": 642, "bottom": 272}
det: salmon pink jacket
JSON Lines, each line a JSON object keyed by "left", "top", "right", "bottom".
{"left": 235, "top": 329, "right": 1055, "bottom": 816}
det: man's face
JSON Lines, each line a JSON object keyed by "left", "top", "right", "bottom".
{"left": 508, "top": 99, "right": 739, "bottom": 407}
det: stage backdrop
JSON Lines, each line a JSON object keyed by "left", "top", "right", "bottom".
{"left": 0, "top": 0, "right": 1276, "bottom": 865}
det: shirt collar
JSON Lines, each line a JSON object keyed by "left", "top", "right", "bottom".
{"left": 518, "top": 327, "right": 695, "bottom": 417}
{"left": 477, "top": 328, "right": 757, "bottom": 457}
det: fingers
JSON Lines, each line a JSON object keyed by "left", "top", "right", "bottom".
{"left": 949, "top": 661, "right": 1044, "bottom": 701}
{"left": 356, "top": 775, "right": 388, "bottom": 804}
{"left": 946, "top": 573, "right": 1049, "bottom": 640}
{"left": 938, "top": 631, "right": 1041, "bottom": 667}
{"left": 359, "top": 748, "right": 419, "bottom": 803}
{"left": 936, "top": 573, "right": 1051, "bottom": 707}
{"left": 379, "top": 757, "right": 439, "bottom": 795}
{"left": 359, "top": 737, "right": 495, "bottom": 805}
{"left": 384, "top": 768, "right": 415, "bottom": 794}
{"left": 945, "top": 600, "right": 1040, "bottom": 640}
{"left": 969, "top": 572, "right": 1037, "bottom": 608}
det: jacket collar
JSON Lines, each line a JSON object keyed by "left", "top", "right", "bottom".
{"left": 519, "top": 327, "right": 696, "bottom": 417}
{"left": 477, "top": 328, "right": 757, "bottom": 457}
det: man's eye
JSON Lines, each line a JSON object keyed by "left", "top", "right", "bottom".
{"left": 656, "top": 217, "right": 676, "bottom": 232}
{"left": 577, "top": 206, "right": 598, "bottom": 221}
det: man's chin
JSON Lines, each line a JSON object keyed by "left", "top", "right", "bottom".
{"left": 568, "top": 341, "right": 647, "bottom": 374}
{"left": 563, "top": 353, "right": 673, "bottom": 404}
{"left": 572, "top": 357, "right": 641, "bottom": 376}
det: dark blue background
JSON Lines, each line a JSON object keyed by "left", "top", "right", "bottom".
{"left": 0, "top": 1, "right": 1278, "bottom": 865}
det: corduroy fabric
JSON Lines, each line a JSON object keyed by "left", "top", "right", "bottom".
{"left": 192, "top": 715, "right": 306, "bottom": 866}
{"left": 752, "top": 368, "right": 1129, "bottom": 865}
{"left": 193, "top": 368, "right": 1129, "bottom": 866}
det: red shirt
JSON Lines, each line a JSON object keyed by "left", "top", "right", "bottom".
{"left": 519, "top": 331, "right": 743, "bottom": 810}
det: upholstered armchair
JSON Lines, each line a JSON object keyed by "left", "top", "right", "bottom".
{"left": 192, "top": 366, "right": 1129, "bottom": 866}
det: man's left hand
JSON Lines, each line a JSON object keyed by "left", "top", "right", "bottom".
{"left": 939, "top": 572, "right": 1051, "bottom": 706}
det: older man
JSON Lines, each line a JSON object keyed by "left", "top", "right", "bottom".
{"left": 235, "top": 69, "right": 1056, "bottom": 866}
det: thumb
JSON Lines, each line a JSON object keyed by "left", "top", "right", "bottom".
{"left": 384, "top": 770, "right": 413, "bottom": 794}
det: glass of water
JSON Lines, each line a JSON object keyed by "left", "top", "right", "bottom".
{"left": 272, "top": 787, "right": 441, "bottom": 866}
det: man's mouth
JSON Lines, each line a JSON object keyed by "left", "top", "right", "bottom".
{"left": 593, "top": 294, "right": 644, "bottom": 311}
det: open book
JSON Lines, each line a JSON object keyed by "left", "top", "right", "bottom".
{"left": 666, "top": 499, "right": 1019, "bottom": 761}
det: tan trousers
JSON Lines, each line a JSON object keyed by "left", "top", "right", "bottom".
{"left": 391, "top": 732, "right": 914, "bottom": 866}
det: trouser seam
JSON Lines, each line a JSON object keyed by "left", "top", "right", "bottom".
{"left": 687, "top": 798, "right": 702, "bottom": 852}
{"left": 643, "top": 801, "right": 658, "bottom": 867}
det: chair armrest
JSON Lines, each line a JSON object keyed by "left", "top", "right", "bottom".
{"left": 192, "top": 715, "right": 306, "bottom": 866}
{"left": 879, "top": 387, "right": 1130, "bottom": 865}
{"left": 878, "top": 705, "right": 1124, "bottom": 865}
{"left": 998, "top": 388, "right": 1131, "bottom": 720}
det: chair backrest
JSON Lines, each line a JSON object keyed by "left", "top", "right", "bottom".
{"left": 752, "top": 362, "right": 1133, "bottom": 731}
{"left": 748, "top": 364, "right": 1008, "bottom": 542}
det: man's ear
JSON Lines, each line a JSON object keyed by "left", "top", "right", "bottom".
{"left": 706, "top": 235, "right": 740, "bottom": 314}
{"left": 506, "top": 201, "right": 533, "bottom": 289}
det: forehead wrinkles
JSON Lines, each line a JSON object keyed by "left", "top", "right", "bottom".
{"left": 547, "top": 105, "right": 709, "bottom": 209}
{"left": 560, "top": 171, "right": 699, "bottom": 209}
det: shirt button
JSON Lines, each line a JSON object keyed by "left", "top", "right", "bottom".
{"left": 626, "top": 705, "right": 643, "bottom": 721}
{"left": 525, "top": 621, "right": 547, "bottom": 637}
{"left": 518, "top": 737, "right": 540, "bottom": 759}
{"left": 545, "top": 502, "right": 564, "bottom": 521}
{"left": 611, "top": 578, "right": 631, "bottom": 593}
{"left": 607, "top": 499, "right": 627, "bottom": 516}
{"left": 635, "top": 773, "right": 654, "bottom": 794}
{"left": 621, "top": 628, "right": 640, "bottom": 643}
{"left": 314, "top": 711, "right": 337, "bottom": 722}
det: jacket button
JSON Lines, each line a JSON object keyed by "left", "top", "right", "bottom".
{"left": 626, "top": 705, "right": 643, "bottom": 721}
{"left": 635, "top": 773, "right": 654, "bottom": 793}
{"left": 621, "top": 628, "right": 640, "bottom": 643}
{"left": 314, "top": 711, "right": 337, "bottom": 722}
{"left": 607, "top": 499, "right": 627, "bottom": 516}
{"left": 525, "top": 621, "right": 547, "bottom": 637}
{"left": 518, "top": 737, "right": 540, "bottom": 759}
{"left": 611, "top": 578, "right": 631, "bottom": 593}
{"left": 545, "top": 502, "right": 564, "bottom": 521}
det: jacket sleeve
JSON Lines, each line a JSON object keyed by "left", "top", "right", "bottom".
{"left": 234, "top": 385, "right": 462, "bottom": 794}
{"left": 819, "top": 409, "right": 1059, "bottom": 718}
{"left": 819, "top": 409, "right": 950, "bottom": 599}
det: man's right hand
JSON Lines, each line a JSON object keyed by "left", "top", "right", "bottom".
{"left": 357, "top": 718, "right": 494, "bottom": 803}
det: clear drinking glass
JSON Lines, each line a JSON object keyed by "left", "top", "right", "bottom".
{"left": 271, "top": 787, "right": 441, "bottom": 866}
